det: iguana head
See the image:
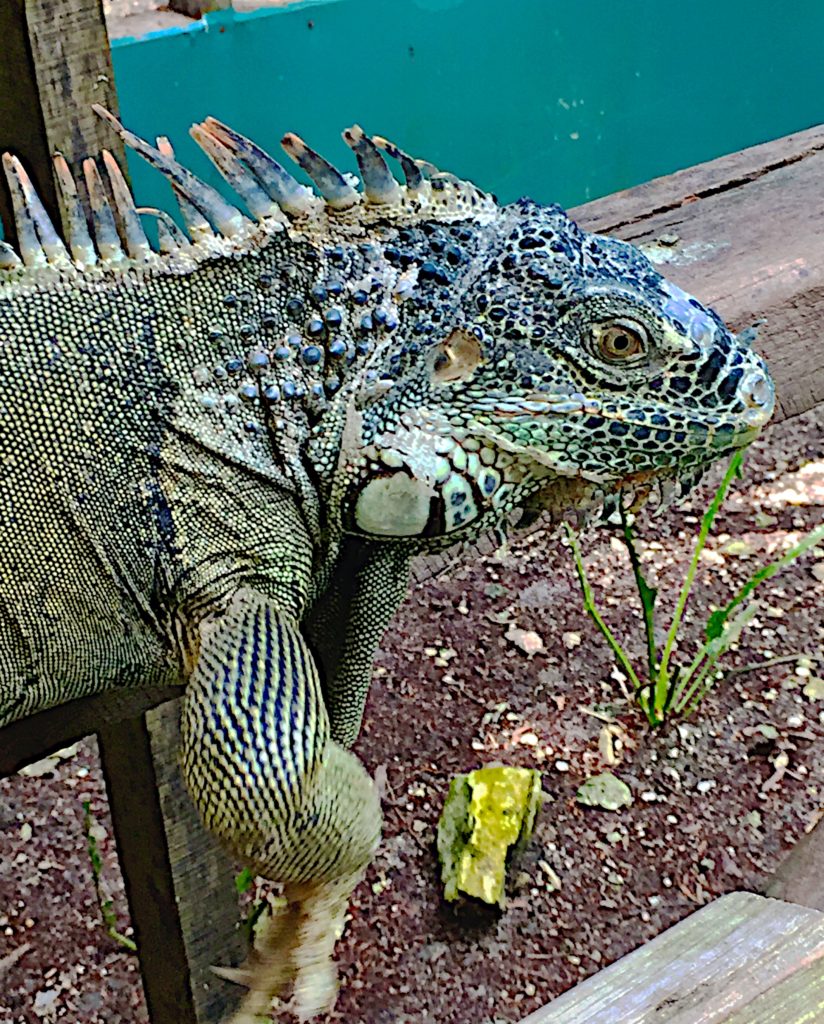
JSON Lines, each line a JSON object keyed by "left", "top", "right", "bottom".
{"left": 344, "top": 198, "right": 774, "bottom": 540}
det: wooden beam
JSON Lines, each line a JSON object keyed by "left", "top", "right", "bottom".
{"left": 98, "top": 713, "right": 199, "bottom": 1024}
{"left": 0, "top": 687, "right": 181, "bottom": 777}
{"left": 145, "top": 701, "right": 245, "bottom": 1024}
{"left": 0, "top": 0, "right": 123, "bottom": 246}
{"left": 519, "top": 891, "right": 824, "bottom": 1023}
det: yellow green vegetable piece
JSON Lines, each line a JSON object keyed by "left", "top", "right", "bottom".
{"left": 437, "top": 765, "right": 542, "bottom": 907}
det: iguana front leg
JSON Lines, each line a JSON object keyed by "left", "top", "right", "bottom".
{"left": 181, "top": 588, "right": 380, "bottom": 1021}
{"left": 304, "top": 539, "right": 413, "bottom": 748}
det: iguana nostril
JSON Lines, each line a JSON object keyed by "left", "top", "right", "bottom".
{"left": 738, "top": 368, "right": 775, "bottom": 426}
{"left": 740, "top": 369, "right": 774, "bottom": 408}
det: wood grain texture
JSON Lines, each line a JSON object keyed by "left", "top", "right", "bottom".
{"left": 98, "top": 713, "right": 199, "bottom": 1024}
{"left": 96, "top": 703, "right": 243, "bottom": 1024}
{"left": 571, "top": 124, "right": 824, "bottom": 235}
{"left": 519, "top": 892, "right": 824, "bottom": 1024}
{"left": 146, "top": 701, "right": 245, "bottom": 1024}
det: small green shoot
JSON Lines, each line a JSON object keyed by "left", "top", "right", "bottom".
{"left": 235, "top": 866, "right": 254, "bottom": 895}
{"left": 565, "top": 453, "right": 824, "bottom": 726}
{"left": 233, "top": 867, "right": 276, "bottom": 941}
{"left": 82, "top": 800, "right": 137, "bottom": 952}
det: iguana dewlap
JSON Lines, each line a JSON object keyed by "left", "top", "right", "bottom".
{"left": 0, "top": 109, "right": 774, "bottom": 1020}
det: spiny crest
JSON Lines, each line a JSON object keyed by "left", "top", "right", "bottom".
{"left": 0, "top": 108, "right": 497, "bottom": 281}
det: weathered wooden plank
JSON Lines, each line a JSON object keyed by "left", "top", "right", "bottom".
{"left": 573, "top": 123, "right": 824, "bottom": 235}
{"left": 572, "top": 129, "right": 824, "bottom": 425}
{"left": 98, "top": 714, "right": 200, "bottom": 1024}
{"left": 24, "top": 0, "right": 123, "bottom": 169}
{"left": 146, "top": 701, "right": 244, "bottom": 1024}
{"left": 519, "top": 892, "right": 824, "bottom": 1024}
{"left": 723, "top": 957, "right": 824, "bottom": 1024}
{"left": 0, "top": 0, "right": 123, "bottom": 246}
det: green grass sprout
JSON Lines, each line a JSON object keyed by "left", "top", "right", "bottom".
{"left": 82, "top": 800, "right": 137, "bottom": 952}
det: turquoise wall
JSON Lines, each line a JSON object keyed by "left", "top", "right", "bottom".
{"left": 108, "top": 0, "right": 824, "bottom": 215}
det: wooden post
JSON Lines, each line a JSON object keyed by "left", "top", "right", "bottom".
{"left": 0, "top": 0, "right": 123, "bottom": 246}
{"left": 98, "top": 714, "right": 200, "bottom": 1024}
{"left": 0, "top": 687, "right": 180, "bottom": 775}
{"left": 146, "top": 701, "right": 245, "bottom": 1023}
{"left": 99, "top": 703, "right": 244, "bottom": 1024}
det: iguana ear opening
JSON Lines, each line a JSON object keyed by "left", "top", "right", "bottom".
{"left": 431, "top": 328, "right": 484, "bottom": 385}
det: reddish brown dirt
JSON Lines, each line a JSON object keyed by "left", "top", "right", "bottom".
{"left": 1, "top": 407, "right": 822, "bottom": 1024}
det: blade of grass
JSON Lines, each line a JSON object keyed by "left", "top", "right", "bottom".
{"left": 705, "top": 522, "right": 824, "bottom": 641}
{"left": 658, "top": 664, "right": 685, "bottom": 720}
{"left": 564, "top": 524, "right": 642, "bottom": 694}
{"left": 674, "top": 603, "right": 759, "bottom": 714}
{"left": 82, "top": 800, "right": 137, "bottom": 953}
{"left": 620, "top": 506, "right": 658, "bottom": 682}
{"left": 655, "top": 452, "right": 744, "bottom": 710}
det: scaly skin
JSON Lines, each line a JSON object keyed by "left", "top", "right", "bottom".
{"left": 0, "top": 111, "right": 774, "bottom": 1019}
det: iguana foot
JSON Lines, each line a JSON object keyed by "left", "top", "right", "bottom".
{"left": 221, "top": 874, "right": 358, "bottom": 1023}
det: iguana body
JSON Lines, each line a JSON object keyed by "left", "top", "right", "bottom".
{"left": 0, "top": 111, "right": 774, "bottom": 1020}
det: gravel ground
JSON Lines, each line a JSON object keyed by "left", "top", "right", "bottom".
{"left": 0, "top": 407, "right": 822, "bottom": 1023}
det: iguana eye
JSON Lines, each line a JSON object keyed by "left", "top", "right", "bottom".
{"left": 592, "top": 319, "right": 648, "bottom": 362}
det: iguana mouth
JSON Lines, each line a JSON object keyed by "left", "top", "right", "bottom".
{"left": 468, "top": 394, "right": 765, "bottom": 452}
{"left": 520, "top": 459, "right": 719, "bottom": 530}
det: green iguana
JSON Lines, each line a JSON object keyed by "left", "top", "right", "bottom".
{"left": 0, "top": 108, "right": 774, "bottom": 1021}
